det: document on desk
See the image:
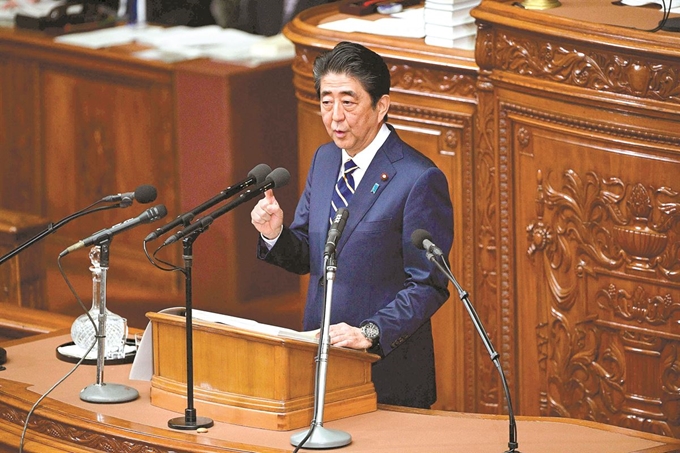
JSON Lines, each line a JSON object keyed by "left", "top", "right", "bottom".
{"left": 134, "top": 26, "right": 265, "bottom": 63}
{"left": 0, "top": 0, "right": 64, "bottom": 24}
{"left": 53, "top": 24, "right": 293, "bottom": 65}
{"left": 54, "top": 25, "right": 164, "bottom": 49}
{"left": 319, "top": 6, "right": 425, "bottom": 38}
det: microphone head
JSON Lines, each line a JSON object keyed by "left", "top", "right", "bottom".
{"left": 411, "top": 229, "right": 433, "bottom": 250}
{"left": 248, "top": 164, "right": 273, "bottom": 184}
{"left": 134, "top": 184, "right": 158, "bottom": 204}
{"left": 332, "top": 207, "right": 349, "bottom": 226}
{"left": 147, "top": 204, "right": 168, "bottom": 222}
{"left": 268, "top": 167, "right": 291, "bottom": 189}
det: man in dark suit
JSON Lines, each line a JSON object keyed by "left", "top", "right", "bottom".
{"left": 250, "top": 42, "right": 453, "bottom": 408}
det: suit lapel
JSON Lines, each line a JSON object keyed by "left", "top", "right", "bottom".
{"left": 309, "top": 147, "right": 342, "bottom": 260}
{"left": 335, "top": 133, "right": 402, "bottom": 255}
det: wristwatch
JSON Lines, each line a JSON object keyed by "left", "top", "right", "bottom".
{"left": 360, "top": 322, "right": 380, "bottom": 348}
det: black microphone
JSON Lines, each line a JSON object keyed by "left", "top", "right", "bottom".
{"left": 101, "top": 184, "right": 158, "bottom": 207}
{"left": 60, "top": 204, "right": 168, "bottom": 257}
{"left": 145, "top": 164, "right": 272, "bottom": 242}
{"left": 411, "top": 228, "right": 444, "bottom": 257}
{"left": 163, "top": 167, "right": 290, "bottom": 246}
{"left": 324, "top": 207, "right": 349, "bottom": 256}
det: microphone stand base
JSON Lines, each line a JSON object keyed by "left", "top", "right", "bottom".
{"left": 168, "top": 415, "right": 214, "bottom": 430}
{"left": 290, "top": 426, "right": 352, "bottom": 449}
{"left": 80, "top": 383, "right": 139, "bottom": 403}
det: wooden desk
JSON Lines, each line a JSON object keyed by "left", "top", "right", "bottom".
{"left": 0, "top": 26, "right": 302, "bottom": 329}
{"left": 1, "top": 332, "right": 679, "bottom": 452}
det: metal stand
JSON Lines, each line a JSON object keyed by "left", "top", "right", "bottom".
{"left": 290, "top": 253, "right": 351, "bottom": 450}
{"left": 168, "top": 233, "right": 214, "bottom": 430}
{"left": 427, "top": 252, "right": 520, "bottom": 453}
{"left": 80, "top": 240, "right": 139, "bottom": 403}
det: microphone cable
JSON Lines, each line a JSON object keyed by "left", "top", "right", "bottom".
{"left": 647, "top": 0, "right": 673, "bottom": 32}
{"left": 18, "top": 255, "right": 99, "bottom": 452}
{"left": 143, "top": 239, "right": 186, "bottom": 274}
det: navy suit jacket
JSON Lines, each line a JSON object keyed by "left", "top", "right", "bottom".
{"left": 258, "top": 128, "right": 453, "bottom": 408}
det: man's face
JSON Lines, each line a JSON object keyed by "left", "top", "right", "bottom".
{"left": 319, "top": 72, "right": 389, "bottom": 157}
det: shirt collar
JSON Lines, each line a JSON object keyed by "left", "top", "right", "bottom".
{"left": 342, "top": 123, "right": 391, "bottom": 169}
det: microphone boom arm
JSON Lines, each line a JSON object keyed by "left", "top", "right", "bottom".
{"left": 0, "top": 204, "right": 120, "bottom": 266}
{"left": 426, "top": 253, "right": 520, "bottom": 453}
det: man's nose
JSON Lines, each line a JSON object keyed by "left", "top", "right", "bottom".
{"left": 332, "top": 102, "right": 344, "bottom": 121}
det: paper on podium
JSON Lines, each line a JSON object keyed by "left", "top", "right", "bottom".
{"left": 128, "top": 307, "right": 168, "bottom": 381}
{"left": 190, "top": 309, "right": 318, "bottom": 343}
{"left": 129, "top": 307, "right": 318, "bottom": 381}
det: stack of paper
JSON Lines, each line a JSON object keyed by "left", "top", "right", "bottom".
{"left": 53, "top": 24, "right": 295, "bottom": 65}
{"left": 423, "top": 0, "right": 480, "bottom": 49}
{"left": 0, "top": 0, "right": 65, "bottom": 26}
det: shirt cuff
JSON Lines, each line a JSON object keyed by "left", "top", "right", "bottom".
{"left": 261, "top": 226, "right": 283, "bottom": 249}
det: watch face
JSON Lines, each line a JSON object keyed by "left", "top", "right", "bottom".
{"left": 362, "top": 323, "right": 379, "bottom": 340}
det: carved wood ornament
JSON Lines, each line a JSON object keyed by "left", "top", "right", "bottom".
{"left": 527, "top": 168, "right": 680, "bottom": 437}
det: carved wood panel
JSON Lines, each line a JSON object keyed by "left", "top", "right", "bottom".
{"left": 512, "top": 105, "right": 680, "bottom": 438}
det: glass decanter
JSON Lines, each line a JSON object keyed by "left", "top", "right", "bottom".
{"left": 70, "top": 246, "right": 128, "bottom": 360}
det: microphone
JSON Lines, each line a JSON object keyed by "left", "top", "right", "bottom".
{"left": 144, "top": 163, "right": 272, "bottom": 242}
{"left": 60, "top": 204, "right": 168, "bottom": 257}
{"left": 324, "top": 208, "right": 349, "bottom": 256}
{"left": 163, "top": 167, "right": 290, "bottom": 246}
{"left": 101, "top": 184, "right": 158, "bottom": 207}
{"left": 411, "top": 228, "right": 444, "bottom": 257}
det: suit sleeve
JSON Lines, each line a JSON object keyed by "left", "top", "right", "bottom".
{"left": 255, "top": 149, "right": 316, "bottom": 275}
{"left": 365, "top": 167, "right": 453, "bottom": 357}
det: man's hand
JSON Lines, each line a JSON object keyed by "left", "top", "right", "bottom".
{"left": 322, "top": 322, "right": 373, "bottom": 350}
{"left": 250, "top": 189, "right": 284, "bottom": 239}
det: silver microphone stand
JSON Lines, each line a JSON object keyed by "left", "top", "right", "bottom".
{"left": 80, "top": 240, "right": 139, "bottom": 403}
{"left": 290, "top": 252, "right": 352, "bottom": 449}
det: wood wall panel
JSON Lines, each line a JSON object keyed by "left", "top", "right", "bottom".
{"left": 35, "top": 55, "right": 182, "bottom": 317}
{"left": 171, "top": 63, "right": 301, "bottom": 327}
{"left": 0, "top": 28, "right": 300, "bottom": 330}
{"left": 0, "top": 57, "right": 42, "bottom": 213}
{"left": 473, "top": 0, "right": 680, "bottom": 438}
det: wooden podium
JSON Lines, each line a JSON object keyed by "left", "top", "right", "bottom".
{"left": 147, "top": 310, "right": 379, "bottom": 431}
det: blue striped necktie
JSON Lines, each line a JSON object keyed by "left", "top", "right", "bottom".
{"left": 330, "top": 158, "right": 359, "bottom": 224}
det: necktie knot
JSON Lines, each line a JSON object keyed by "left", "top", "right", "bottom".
{"left": 343, "top": 159, "right": 358, "bottom": 176}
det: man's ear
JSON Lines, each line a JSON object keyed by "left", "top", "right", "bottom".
{"left": 377, "top": 94, "right": 390, "bottom": 122}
